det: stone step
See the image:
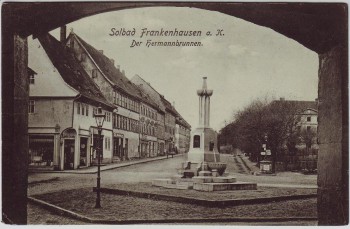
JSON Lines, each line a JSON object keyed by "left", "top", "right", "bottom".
{"left": 212, "top": 176, "right": 236, "bottom": 183}
{"left": 152, "top": 179, "right": 173, "bottom": 186}
{"left": 192, "top": 176, "right": 213, "bottom": 183}
{"left": 193, "top": 182, "right": 257, "bottom": 192}
{"left": 198, "top": 171, "right": 212, "bottom": 176}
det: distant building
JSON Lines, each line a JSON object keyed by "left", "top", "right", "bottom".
{"left": 28, "top": 34, "right": 114, "bottom": 170}
{"left": 272, "top": 98, "right": 318, "bottom": 171}
{"left": 131, "top": 75, "right": 191, "bottom": 155}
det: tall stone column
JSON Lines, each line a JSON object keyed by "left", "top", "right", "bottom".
{"left": 317, "top": 44, "right": 348, "bottom": 225}
{"left": 197, "top": 77, "right": 213, "bottom": 128}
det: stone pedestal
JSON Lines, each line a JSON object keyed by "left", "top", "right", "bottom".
{"left": 188, "top": 127, "right": 220, "bottom": 163}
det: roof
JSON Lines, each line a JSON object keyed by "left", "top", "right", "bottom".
{"left": 27, "top": 67, "right": 37, "bottom": 76}
{"left": 131, "top": 75, "right": 166, "bottom": 113}
{"left": 37, "top": 33, "right": 114, "bottom": 109}
{"left": 131, "top": 74, "right": 191, "bottom": 129}
{"left": 70, "top": 33, "right": 142, "bottom": 101}
{"left": 271, "top": 99, "right": 318, "bottom": 114}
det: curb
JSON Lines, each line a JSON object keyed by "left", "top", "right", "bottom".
{"left": 29, "top": 154, "right": 183, "bottom": 174}
{"left": 95, "top": 187, "right": 317, "bottom": 208}
{"left": 28, "top": 196, "right": 318, "bottom": 224}
{"left": 28, "top": 177, "right": 60, "bottom": 185}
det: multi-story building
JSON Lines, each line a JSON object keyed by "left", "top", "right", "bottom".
{"left": 131, "top": 75, "right": 167, "bottom": 155}
{"left": 175, "top": 117, "right": 191, "bottom": 154}
{"left": 271, "top": 98, "right": 318, "bottom": 171}
{"left": 28, "top": 34, "right": 114, "bottom": 170}
{"left": 131, "top": 75, "right": 192, "bottom": 155}
{"left": 161, "top": 97, "right": 177, "bottom": 154}
{"left": 65, "top": 29, "right": 142, "bottom": 160}
{"left": 138, "top": 95, "right": 159, "bottom": 158}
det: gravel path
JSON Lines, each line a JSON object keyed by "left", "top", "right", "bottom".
{"left": 27, "top": 203, "right": 89, "bottom": 225}
{"left": 33, "top": 188, "right": 317, "bottom": 221}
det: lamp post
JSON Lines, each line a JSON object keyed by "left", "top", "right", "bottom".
{"left": 94, "top": 106, "right": 105, "bottom": 208}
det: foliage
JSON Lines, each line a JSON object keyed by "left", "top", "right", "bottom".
{"left": 218, "top": 97, "right": 313, "bottom": 171}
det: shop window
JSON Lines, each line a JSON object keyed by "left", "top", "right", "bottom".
{"left": 28, "top": 100, "right": 35, "bottom": 113}
{"left": 193, "top": 135, "right": 200, "bottom": 148}
{"left": 29, "top": 135, "right": 54, "bottom": 166}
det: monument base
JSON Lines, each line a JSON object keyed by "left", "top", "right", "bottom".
{"left": 152, "top": 161, "right": 257, "bottom": 192}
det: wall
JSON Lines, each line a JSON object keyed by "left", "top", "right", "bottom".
{"left": 317, "top": 45, "right": 348, "bottom": 225}
{"left": 29, "top": 99, "right": 73, "bottom": 130}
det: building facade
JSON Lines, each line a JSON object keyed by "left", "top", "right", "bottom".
{"left": 131, "top": 74, "right": 191, "bottom": 155}
{"left": 66, "top": 29, "right": 142, "bottom": 161}
{"left": 28, "top": 34, "right": 114, "bottom": 170}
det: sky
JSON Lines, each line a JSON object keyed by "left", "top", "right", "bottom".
{"left": 49, "top": 7, "right": 318, "bottom": 131}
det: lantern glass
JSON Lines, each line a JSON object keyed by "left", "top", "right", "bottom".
{"left": 94, "top": 106, "right": 106, "bottom": 128}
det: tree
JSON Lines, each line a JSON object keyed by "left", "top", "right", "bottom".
{"left": 218, "top": 97, "right": 302, "bottom": 172}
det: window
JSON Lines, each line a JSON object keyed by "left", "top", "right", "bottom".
{"left": 307, "top": 116, "right": 311, "bottom": 122}
{"left": 29, "top": 74, "right": 35, "bottom": 84}
{"left": 93, "top": 107, "right": 97, "bottom": 116}
{"left": 82, "top": 104, "right": 85, "bottom": 115}
{"left": 92, "top": 69, "right": 98, "bottom": 78}
{"left": 105, "top": 137, "right": 111, "bottom": 151}
{"left": 77, "top": 103, "right": 80, "bottom": 115}
{"left": 193, "top": 135, "right": 200, "bottom": 148}
{"left": 81, "top": 53, "right": 86, "bottom": 61}
{"left": 28, "top": 100, "right": 35, "bottom": 113}
{"left": 86, "top": 105, "right": 89, "bottom": 116}
{"left": 106, "top": 112, "right": 111, "bottom": 122}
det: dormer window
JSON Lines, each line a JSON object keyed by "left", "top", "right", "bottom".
{"left": 81, "top": 53, "right": 86, "bottom": 61}
{"left": 70, "top": 39, "right": 74, "bottom": 48}
{"left": 92, "top": 69, "right": 98, "bottom": 78}
{"left": 28, "top": 67, "right": 37, "bottom": 84}
{"left": 29, "top": 74, "right": 35, "bottom": 84}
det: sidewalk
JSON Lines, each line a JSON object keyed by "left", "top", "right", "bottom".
{"left": 29, "top": 154, "right": 184, "bottom": 174}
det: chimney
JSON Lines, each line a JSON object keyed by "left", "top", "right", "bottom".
{"left": 173, "top": 101, "right": 175, "bottom": 107}
{"left": 280, "top": 97, "right": 285, "bottom": 101}
{"left": 110, "top": 59, "right": 115, "bottom": 65}
{"left": 60, "top": 26, "right": 67, "bottom": 43}
{"left": 99, "top": 50, "right": 104, "bottom": 54}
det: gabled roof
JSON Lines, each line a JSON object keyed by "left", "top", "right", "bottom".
{"left": 271, "top": 99, "right": 318, "bottom": 114}
{"left": 27, "top": 67, "right": 37, "bottom": 76}
{"left": 131, "top": 75, "right": 166, "bottom": 113}
{"left": 131, "top": 74, "right": 191, "bottom": 129}
{"left": 38, "top": 33, "right": 113, "bottom": 109}
{"left": 69, "top": 33, "right": 142, "bottom": 101}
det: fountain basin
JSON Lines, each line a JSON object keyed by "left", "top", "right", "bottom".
{"left": 208, "top": 162, "right": 227, "bottom": 175}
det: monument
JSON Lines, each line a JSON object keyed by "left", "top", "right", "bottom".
{"left": 152, "top": 77, "right": 257, "bottom": 191}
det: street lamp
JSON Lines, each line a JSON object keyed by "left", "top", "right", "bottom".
{"left": 94, "top": 106, "right": 105, "bottom": 208}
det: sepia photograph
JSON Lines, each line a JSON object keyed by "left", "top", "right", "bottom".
{"left": 1, "top": 1, "right": 348, "bottom": 226}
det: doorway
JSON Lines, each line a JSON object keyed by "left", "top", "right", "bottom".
{"left": 64, "top": 139, "right": 75, "bottom": 170}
